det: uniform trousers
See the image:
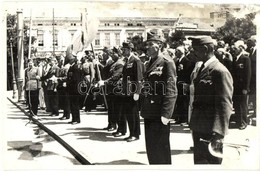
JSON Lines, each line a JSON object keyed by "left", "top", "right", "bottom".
{"left": 122, "top": 97, "right": 140, "bottom": 137}
{"left": 144, "top": 118, "right": 171, "bottom": 164}
{"left": 58, "top": 86, "right": 71, "bottom": 118}
{"left": 233, "top": 92, "right": 248, "bottom": 127}
{"left": 47, "top": 90, "right": 59, "bottom": 115}
{"left": 114, "top": 96, "right": 127, "bottom": 134}
{"left": 68, "top": 94, "right": 80, "bottom": 123}
{"left": 192, "top": 131, "right": 222, "bottom": 164}
{"left": 106, "top": 95, "right": 118, "bottom": 128}
{"left": 26, "top": 90, "right": 39, "bottom": 116}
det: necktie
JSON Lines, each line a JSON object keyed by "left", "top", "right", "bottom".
{"left": 196, "top": 63, "right": 205, "bottom": 78}
{"left": 124, "top": 57, "right": 128, "bottom": 64}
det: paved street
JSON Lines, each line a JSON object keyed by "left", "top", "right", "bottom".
{"left": 2, "top": 91, "right": 260, "bottom": 171}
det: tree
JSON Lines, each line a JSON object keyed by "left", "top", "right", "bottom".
{"left": 6, "top": 13, "right": 36, "bottom": 90}
{"left": 7, "top": 14, "right": 18, "bottom": 90}
{"left": 168, "top": 30, "right": 185, "bottom": 49}
{"left": 213, "top": 12, "right": 256, "bottom": 45}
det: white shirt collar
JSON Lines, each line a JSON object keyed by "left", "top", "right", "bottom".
{"left": 178, "top": 55, "right": 185, "bottom": 62}
{"left": 203, "top": 55, "right": 217, "bottom": 69}
{"left": 236, "top": 51, "right": 243, "bottom": 61}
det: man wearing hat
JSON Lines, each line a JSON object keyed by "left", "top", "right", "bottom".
{"left": 66, "top": 52, "right": 83, "bottom": 125}
{"left": 140, "top": 33, "right": 178, "bottom": 164}
{"left": 231, "top": 40, "right": 251, "bottom": 130}
{"left": 104, "top": 47, "right": 126, "bottom": 137}
{"left": 121, "top": 41, "right": 143, "bottom": 142}
{"left": 189, "top": 36, "right": 233, "bottom": 164}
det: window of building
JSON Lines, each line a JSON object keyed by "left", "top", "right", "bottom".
{"left": 95, "top": 33, "right": 100, "bottom": 46}
{"left": 37, "top": 23, "right": 43, "bottom": 26}
{"left": 115, "top": 33, "right": 120, "bottom": 46}
{"left": 137, "top": 23, "right": 142, "bottom": 26}
{"left": 128, "top": 23, "right": 133, "bottom": 26}
{"left": 128, "top": 33, "right": 133, "bottom": 38}
{"left": 105, "top": 33, "right": 110, "bottom": 46}
{"left": 52, "top": 30, "right": 58, "bottom": 46}
{"left": 37, "top": 30, "right": 44, "bottom": 46}
{"left": 137, "top": 33, "right": 143, "bottom": 37}
{"left": 105, "top": 23, "right": 110, "bottom": 26}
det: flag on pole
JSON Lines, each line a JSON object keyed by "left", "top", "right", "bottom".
{"left": 66, "top": 8, "right": 99, "bottom": 61}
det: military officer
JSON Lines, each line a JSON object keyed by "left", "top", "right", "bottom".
{"left": 24, "top": 59, "right": 41, "bottom": 116}
{"left": 121, "top": 42, "right": 143, "bottom": 142}
{"left": 103, "top": 47, "right": 126, "bottom": 137}
{"left": 140, "top": 32, "right": 178, "bottom": 164}
{"left": 66, "top": 52, "right": 83, "bottom": 125}
{"left": 189, "top": 36, "right": 233, "bottom": 164}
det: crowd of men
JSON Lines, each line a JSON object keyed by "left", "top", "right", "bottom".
{"left": 23, "top": 31, "right": 256, "bottom": 164}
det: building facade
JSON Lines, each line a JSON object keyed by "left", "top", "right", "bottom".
{"left": 24, "top": 15, "right": 223, "bottom": 56}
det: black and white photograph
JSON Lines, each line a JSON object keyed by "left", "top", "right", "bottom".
{"left": 1, "top": 0, "right": 259, "bottom": 171}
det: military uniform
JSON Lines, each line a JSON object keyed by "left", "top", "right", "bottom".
{"left": 24, "top": 65, "right": 41, "bottom": 115}
{"left": 106, "top": 58, "right": 125, "bottom": 133}
{"left": 67, "top": 62, "right": 83, "bottom": 124}
{"left": 141, "top": 53, "right": 177, "bottom": 164}
{"left": 122, "top": 52, "right": 143, "bottom": 141}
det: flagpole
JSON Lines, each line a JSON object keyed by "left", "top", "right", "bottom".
{"left": 28, "top": 9, "right": 32, "bottom": 59}
{"left": 52, "top": 8, "right": 55, "bottom": 56}
{"left": 82, "top": 9, "right": 108, "bottom": 109}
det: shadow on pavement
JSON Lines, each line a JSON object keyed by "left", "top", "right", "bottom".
{"left": 7, "top": 140, "right": 79, "bottom": 164}
{"left": 61, "top": 127, "right": 124, "bottom": 142}
{"left": 93, "top": 159, "right": 145, "bottom": 165}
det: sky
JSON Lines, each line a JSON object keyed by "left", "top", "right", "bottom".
{"left": 3, "top": 1, "right": 260, "bottom": 19}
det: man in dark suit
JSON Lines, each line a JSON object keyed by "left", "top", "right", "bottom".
{"left": 41, "top": 57, "right": 60, "bottom": 116}
{"left": 231, "top": 40, "right": 251, "bottom": 130}
{"left": 246, "top": 37, "right": 256, "bottom": 117}
{"left": 140, "top": 32, "right": 178, "bottom": 164}
{"left": 174, "top": 45, "right": 195, "bottom": 124}
{"left": 100, "top": 48, "right": 118, "bottom": 131}
{"left": 102, "top": 47, "right": 126, "bottom": 137}
{"left": 66, "top": 52, "right": 83, "bottom": 125}
{"left": 189, "top": 36, "right": 233, "bottom": 164}
{"left": 121, "top": 42, "right": 143, "bottom": 142}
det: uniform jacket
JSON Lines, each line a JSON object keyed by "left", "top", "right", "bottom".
{"left": 140, "top": 53, "right": 178, "bottom": 119}
{"left": 232, "top": 53, "right": 251, "bottom": 93}
{"left": 41, "top": 65, "right": 60, "bottom": 90}
{"left": 122, "top": 54, "right": 144, "bottom": 96}
{"left": 24, "top": 67, "right": 41, "bottom": 91}
{"left": 189, "top": 57, "right": 233, "bottom": 136}
{"left": 105, "top": 59, "right": 125, "bottom": 94}
{"left": 66, "top": 63, "right": 83, "bottom": 95}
